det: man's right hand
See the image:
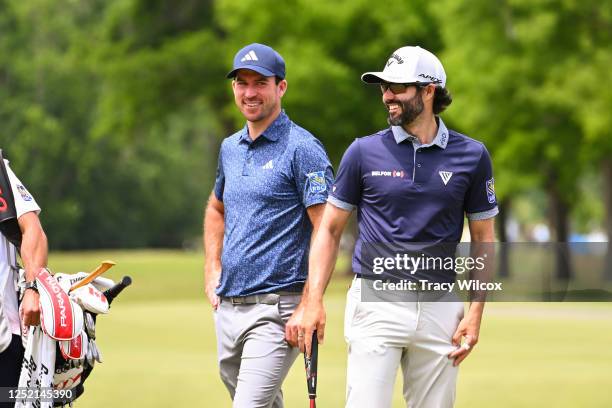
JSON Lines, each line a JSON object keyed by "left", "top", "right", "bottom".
{"left": 298, "top": 298, "right": 326, "bottom": 356}
{"left": 205, "top": 271, "right": 221, "bottom": 310}
{"left": 203, "top": 192, "right": 225, "bottom": 311}
{"left": 20, "top": 288, "right": 40, "bottom": 326}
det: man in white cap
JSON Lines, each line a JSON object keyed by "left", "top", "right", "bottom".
{"left": 299, "top": 46, "right": 497, "bottom": 407}
{"left": 0, "top": 150, "right": 47, "bottom": 406}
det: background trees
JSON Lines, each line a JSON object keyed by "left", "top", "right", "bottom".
{"left": 0, "top": 0, "right": 609, "bottom": 251}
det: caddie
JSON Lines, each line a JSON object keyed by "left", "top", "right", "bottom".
{"left": 203, "top": 43, "right": 333, "bottom": 407}
{"left": 300, "top": 46, "right": 498, "bottom": 407}
{"left": 0, "top": 150, "right": 48, "bottom": 406}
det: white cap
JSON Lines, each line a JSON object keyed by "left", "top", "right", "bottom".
{"left": 361, "top": 46, "right": 446, "bottom": 87}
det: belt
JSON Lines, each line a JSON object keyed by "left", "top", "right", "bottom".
{"left": 221, "top": 291, "right": 300, "bottom": 305}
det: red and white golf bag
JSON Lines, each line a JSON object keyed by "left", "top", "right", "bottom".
{"left": 16, "top": 267, "right": 131, "bottom": 407}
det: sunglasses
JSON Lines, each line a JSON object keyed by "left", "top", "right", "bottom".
{"left": 379, "top": 82, "right": 427, "bottom": 94}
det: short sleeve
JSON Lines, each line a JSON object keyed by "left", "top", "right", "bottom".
{"left": 465, "top": 146, "right": 499, "bottom": 220}
{"left": 5, "top": 160, "right": 41, "bottom": 217}
{"left": 213, "top": 145, "right": 225, "bottom": 201}
{"left": 328, "top": 139, "right": 361, "bottom": 211}
{"left": 292, "top": 138, "right": 334, "bottom": 208}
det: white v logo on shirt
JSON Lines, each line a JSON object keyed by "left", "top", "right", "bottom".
{"left": 439, "top": 171, "right": 453, "bottom": 185}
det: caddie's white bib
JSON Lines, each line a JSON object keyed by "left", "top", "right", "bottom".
{"left": 0, "top": 159, "right": 41, "bottom": 335}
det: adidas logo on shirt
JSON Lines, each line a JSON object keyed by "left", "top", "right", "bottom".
{"left": 240, "top": 50, "right": 259, "bottom": 62}
{"left": 262, "top": 160, "right": 274, "bottom": 170}
{"left": 439, "top": 171, "right": 453, "bottom": 185}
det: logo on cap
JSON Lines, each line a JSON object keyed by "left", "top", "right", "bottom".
{"left": 386, "top": 53, "right": 405, "bottom": 68}
{"left": 240, "top": 50, "right": 259, "bottom": 62}
{"left": 418, "top": 73, "right": 441, "bottom": 83}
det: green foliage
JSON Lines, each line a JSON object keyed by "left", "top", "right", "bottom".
{"left": 0, "top": 0, "right": 609, "bottom": 248}
{"left": 436, "top": 1, "right": 556, "bottom": 200}
{"left": 437, "top": 0, "right": 611, "bottom": 241}
{"left": 0, "top": 0, "right": 222, "bottom": 248}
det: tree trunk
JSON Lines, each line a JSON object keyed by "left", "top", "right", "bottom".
{"left": 603, "top": 160, "right": 612, "bottom": 281}
{"left": 548, "top": 183, "right": 572, "bottom": 280}
{"left": 497, "top": 198, "right": 510, "bottom": 278}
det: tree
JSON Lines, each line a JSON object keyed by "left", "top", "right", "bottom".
{"left": 437, "top": 0, "right": 607, "bottom": 279}
{"left": 0, "top": 0, "right": 227, "bottom": 248}
{"left": 541, "top": 1, "right": 612, "bottom": 278}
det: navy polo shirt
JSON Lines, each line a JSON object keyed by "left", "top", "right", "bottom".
{"left": 214, "top": 111, "right": 333, "bottom": 297}
{"left": 329, "top": 117, "right": 498, "bottom": 281}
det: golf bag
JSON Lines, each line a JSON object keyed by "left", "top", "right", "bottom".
{"left": 16, "top": 268, "right": 131, "bottom": 407}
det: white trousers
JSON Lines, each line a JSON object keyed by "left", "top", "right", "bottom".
{"left": 345, "top": 278, "right": 464, "bottom": 408}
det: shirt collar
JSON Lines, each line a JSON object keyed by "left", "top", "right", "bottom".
{"left": 391, "top": 117, "right": 449, "bottom": 149}
{"left": 238, "top": 110, "right": 291, "bottom": 144}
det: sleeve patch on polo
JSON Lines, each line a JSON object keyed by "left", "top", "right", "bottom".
{"left": 16, "top": 184, "right": 33, "bottom": 201}
{"left": 486, "top": 178, "right": 496, "bottom": 204}
{"left": 307, "top": 171, "right": 327, "bottom": 194}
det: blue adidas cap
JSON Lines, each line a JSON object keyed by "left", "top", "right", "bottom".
{"left": 226, "top": 43, "right": 286, "bottom": 79}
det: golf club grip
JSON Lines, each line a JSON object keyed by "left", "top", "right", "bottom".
{"left": 103, "top": 276, "right": 132, "bottom": 305}
{"left": 304, "top": 330, "right": 318, "bottom": 400}
{"left": 311, "top": 331, "right": 318, "bottom": 388}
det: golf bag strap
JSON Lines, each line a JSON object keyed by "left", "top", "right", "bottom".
{"left": 0, "top": 149, "right": 22, "bottom": 249}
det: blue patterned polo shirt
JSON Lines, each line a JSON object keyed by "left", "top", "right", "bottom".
{"left": 214, "top": 110, "right": 333, "bottom": 296}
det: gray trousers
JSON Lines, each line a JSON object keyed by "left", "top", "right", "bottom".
{"left": 214, "top": 294, "right": 300, "bottom": 408}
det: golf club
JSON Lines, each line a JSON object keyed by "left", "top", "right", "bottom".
{"left": 304, "top": 330, "right": 318, "bottom": 408}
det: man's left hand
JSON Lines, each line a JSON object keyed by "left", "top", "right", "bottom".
{"left": 20, "top": 289, "right": 40, "bottom": 326}
{"left": 448, "top": 312, "right": 481, "bottom": 366}
{"left": 285, "top": 302, "right": 305, "bottom": 348}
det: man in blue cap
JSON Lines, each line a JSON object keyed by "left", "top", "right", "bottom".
{"left": 204, "top": 43, "right": 333, "bottom": 407}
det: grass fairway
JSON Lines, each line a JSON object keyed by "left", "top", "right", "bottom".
{"left": 47, "top": 251, "right": 612, "bottom": 407}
